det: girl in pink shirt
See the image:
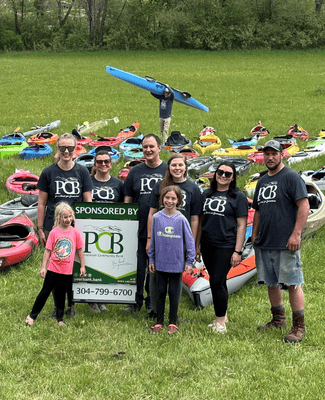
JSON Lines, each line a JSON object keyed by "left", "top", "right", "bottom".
{"left": 26, "top": 202, "right": 86, "bottom": 326}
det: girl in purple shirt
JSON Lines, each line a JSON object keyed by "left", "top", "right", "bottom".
{"left": 148, "top": 185, "right": 195, "bottom": 335}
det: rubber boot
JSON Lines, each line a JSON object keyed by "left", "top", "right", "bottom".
{"left": 257, "top": 306, "right": 287, "bottom": 330}
{"left": 284, "top": 313, "right": 305, "bottom": 343}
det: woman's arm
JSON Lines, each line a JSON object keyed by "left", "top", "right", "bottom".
{"left": 231, "top": 215, "right": 247, "bottom": 267}
{"left": 82, "top": 191, "right": 92, "bottom": 202}
{"left": 37, "top": 190, "right": 48, "bottom": 247}
{"left": 190, "top": 215, "right": 199, "bottom": 242}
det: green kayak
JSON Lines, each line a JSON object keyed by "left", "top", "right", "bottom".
{"left": 0, "top": 142, "right": 29, "bottom": 158}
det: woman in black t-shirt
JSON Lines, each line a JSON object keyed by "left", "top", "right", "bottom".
{"left": 196, "top": 161, "right": 248, "bottom": 334}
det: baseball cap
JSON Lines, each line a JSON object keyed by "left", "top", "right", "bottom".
{"left": 263, "top": 140, "right": 283, "bottom": 152}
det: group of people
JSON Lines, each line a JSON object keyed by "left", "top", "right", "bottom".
{"left": 25, "top": 131, "right": 309, "bottom": 343}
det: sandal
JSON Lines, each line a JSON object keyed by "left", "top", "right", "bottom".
{"left": 151, "top": 324, "right": 162, "bottom": 334}
{"left": 167, "top": 324, "right": 179, "bottom": 335}
{"left": 25, "top": 315, "right": 34, "bottom": 326}
{"left": 58, "top": 321, "right": 66, "bottom": 326}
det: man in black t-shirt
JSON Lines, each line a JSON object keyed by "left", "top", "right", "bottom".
{"left": 124, "top": 134, "right": 167, "bottom": 311}
{"left": 252, "top": 140, "right": 309, "bottom": 343}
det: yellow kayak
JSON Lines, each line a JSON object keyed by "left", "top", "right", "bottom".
{"left": 193, "top": 134, "right": 222, "bottom": 154}
{"left": 212, "top": 145, "right": 257, "bottom": 157}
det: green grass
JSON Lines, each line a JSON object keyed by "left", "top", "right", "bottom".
{"left": 1, "top": 50, "right": 325, "bottom": 400}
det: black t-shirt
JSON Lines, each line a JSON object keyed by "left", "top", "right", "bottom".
{"left": 252, "top": 166, "right": 308, "bottom": 249}
{"left": 37, "top": 163, "right": 93, "bottom": 230}
{"left": 149, "top": 178, "right": 203, "bottom": 223}
{"left": 124, "top": 161, "right": 167, "bottom": 237}
{"left": 91, "top": 175, "right": 124, "bottom": 203}
{"left": 201, "top": 189, "right": 248, "bottom": 247}
{"left": 151, "top": 92, "right": 175, "bottom": 119}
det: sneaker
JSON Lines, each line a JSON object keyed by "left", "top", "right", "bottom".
{"left": 167, "top": 324, "right": 179, "bottom": 335}
{"left": 151, "top": 324, "right": 163, "bottom": 334}
{"left": 146, "top": 310, "right": 157, "bottom": 320}
{"left": 208, "top": 316, "right": 228, "bottom": 327}
{"left": 211, "top": 322, "right": 227, "bottom": 333}
{"left": 99, "top": 304, "right": 108, "bottom": 312}
{"left": 89, "top": 303, "right": 100, "bottom": 313}
{"left": 65, "top": 307, "right": 75, "bottom": 316}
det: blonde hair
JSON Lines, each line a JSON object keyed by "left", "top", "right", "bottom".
{"left": 57, "top": 133, "right": 77, "bottom": 147}
{"left": 53, "top": 202, "right": 75, "bottom": 227}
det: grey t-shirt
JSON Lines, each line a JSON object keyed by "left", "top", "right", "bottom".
{"left": 252, "top": 166, "right": 308, "bottom": 249}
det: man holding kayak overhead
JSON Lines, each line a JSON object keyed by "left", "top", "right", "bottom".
{"left": 252, "top": 140, "right": 310, "bottom": 343}
{"left": 151, "top": 85, "right": 174, "bottom": 144}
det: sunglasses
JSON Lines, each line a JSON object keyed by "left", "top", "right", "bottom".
{"left": 216, "top": 169, "right": 233, "bottom": 178}
{"left": 58, "top": 145, "right": 75, "bottom": 153}
{"left": 96, "top": 159, "right": 111, "bottom": 165}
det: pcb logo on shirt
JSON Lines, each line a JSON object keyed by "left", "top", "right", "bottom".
{"left": 165, "top": 226, "right": 174, "bottom": 235}
{"left": 54, "top": 238, "right": 73, "bottom": 260}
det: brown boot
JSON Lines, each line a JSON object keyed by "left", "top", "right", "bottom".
{"left": 284, "top": 313, "right": 305, "bottom": 343}
{"left": 257, "top": 306, "right": 287, "bottom": 330}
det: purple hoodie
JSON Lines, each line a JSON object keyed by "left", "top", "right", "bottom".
{"left": 148, "top": 210, "right": 195, "bottom": 273}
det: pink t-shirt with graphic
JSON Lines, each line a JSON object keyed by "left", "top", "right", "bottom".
{"left": 46, "top": 226, "right": 84, "bottom": 275}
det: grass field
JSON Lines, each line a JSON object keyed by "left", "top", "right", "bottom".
{"left": 1, "top": 50, "right": 325, "bottom": 400}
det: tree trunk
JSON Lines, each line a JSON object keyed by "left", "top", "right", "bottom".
{"left": 57, "top": 0, "right": 76, "bottom": 27}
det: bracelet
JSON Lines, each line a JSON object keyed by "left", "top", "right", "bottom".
{"left": 147, "top": 236, "right": 151, "bottom": 239}
{"left": 234, "top": 250, "right": 242, "bottom": 255}
{"left": 38, "top": 227, "right": 44, "bottom": 230}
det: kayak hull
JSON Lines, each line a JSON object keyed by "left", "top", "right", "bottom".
{"left": 0, "top": 212, "right": 39, "bottom": 269}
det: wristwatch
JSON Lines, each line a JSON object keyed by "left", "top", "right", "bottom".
{"left": 234, "top": 250, "right": 243, "bottom": 255}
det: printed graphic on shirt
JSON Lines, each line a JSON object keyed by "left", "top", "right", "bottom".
{"left": 257, "top": 181, "right": 277, "bottom": 205}
{"left": 54, "top": 237, "right": 73, "bottom": 259}
{"left": 157, "top": 225, "right": 181, "bottom": 239}
{"left": 179, "top": 189, "right": 187, "bottom": 210}
{"left": 92, "top": 185, "right": 116, "bottom": 201}
{"left": 54, "top": 176, "right": 81, "bottom": 198}
{"left": 140, "top": 173, "right": 164, "bottom": 195}
{"left": 203, "top": 195, "right": 227, "bottom": 216}
{"left": 161, "top": 100, "right": 167, "bottom": 110}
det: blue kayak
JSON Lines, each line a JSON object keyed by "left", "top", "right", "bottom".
{"left": 19, "top": 144, "right": 53, "bottom": 160}
{"left": 88, "top": 145, "right": 121, "bottom": 162}
{"left": 106, "top": 66, "right": 209, "bottom": 112}
{"left": 0, "top": 132, "right": 26, "bottom": 146}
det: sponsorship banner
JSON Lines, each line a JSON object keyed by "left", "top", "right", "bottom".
{"left": 72, "top": 202, "right": 139, "bottom": 304}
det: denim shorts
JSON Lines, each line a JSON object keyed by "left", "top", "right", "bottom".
{"left": 255, "top": 248, "right": 304, "bottom": 289}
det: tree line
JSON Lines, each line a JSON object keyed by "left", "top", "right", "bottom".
{"left": 1, "top": 0, "right": 325, "bottom": 51}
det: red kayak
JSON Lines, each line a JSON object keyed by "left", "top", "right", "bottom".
{"left": 0, "top": 212, "right": 39, "bottom": 270}
{"left": 182, "top": 254, "right": 256, "bottom": 307}
{"left": 287, "top": 124, "right": 309, "bottom": 141}
{"left": 6, "top": 169, "right": 39, "bottom": 195}
{"left": 177, "top": 147, "right": 199, "bottom": 160}
{"left": 89, "top": 137, "right": 124, "bottom": 147}
{"left": 116, "top": 122, "right": 139, "bottom": 140}
{"left": 72, "top": 144, "right": 87, "bottom": 160}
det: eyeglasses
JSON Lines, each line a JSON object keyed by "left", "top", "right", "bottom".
{"left": 216, "top": 169, "right": 233, "bottom": 178}
{"left": 96, "top": 159, "right": 111, "bottom": 165}
{"left": 58, "top": 145, "right": 75, "bottom": 153}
